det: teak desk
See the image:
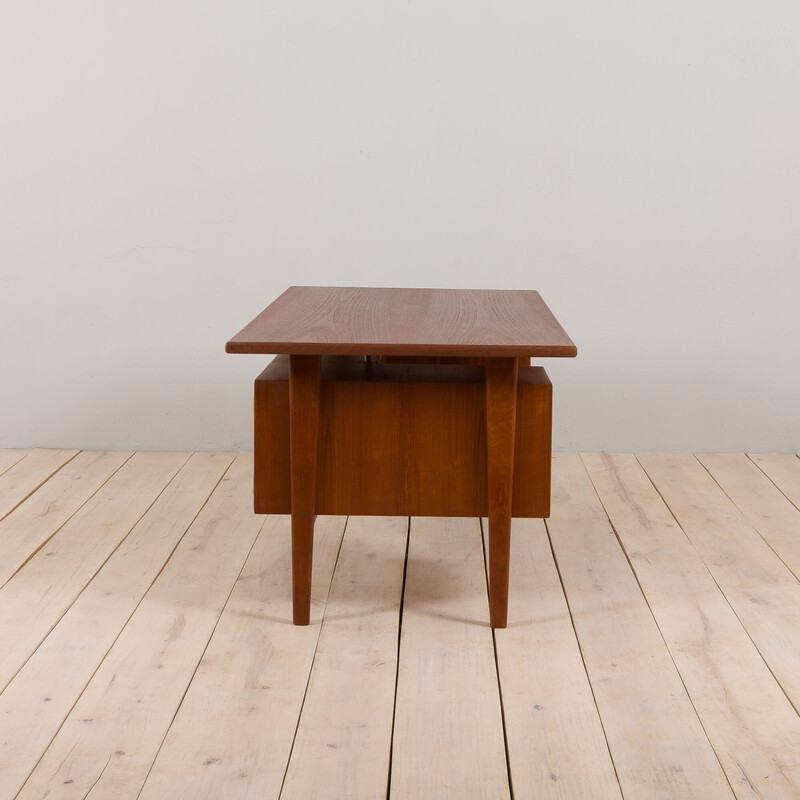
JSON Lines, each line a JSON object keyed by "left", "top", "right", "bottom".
{"left": 226, "top": 286, "right": 577, "bottom": 628}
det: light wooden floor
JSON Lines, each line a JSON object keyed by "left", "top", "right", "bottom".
{"left": 1, "top": 450, "right": 800, "bottom": 798}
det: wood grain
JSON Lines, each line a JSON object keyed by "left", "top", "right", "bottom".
{"left": 389, "top": 516, "right": 509, "bottom": 799}
{"left": 255, "top": 356, "right": 552, "bottom": 518}
{"left": 585, "top": 452, "right": 800, "bottom": 798}
{"left": 138, "top": 514, "right": 347, "bottom": 800}
{"left": 548, "top": 454, "right": 734, "bottom": 799}
{"left": 281, "top": 516, "right": 407, "bottom": 799}
{"left": 227, "top": 286, "right": 577, "bottom": 358}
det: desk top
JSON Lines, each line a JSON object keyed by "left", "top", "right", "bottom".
{"left": 226, "top": 286, "right": 577, "bottom": 358}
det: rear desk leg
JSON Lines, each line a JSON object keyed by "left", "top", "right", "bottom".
{"left": 485, "top": 357, "right": 518, "bottom": 629}
{"left": 289, "top": 354, "right": 322, "bottom": 625}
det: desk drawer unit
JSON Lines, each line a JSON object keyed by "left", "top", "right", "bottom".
{"left": 254, "top": 355, "right": 552, "bottom": 518}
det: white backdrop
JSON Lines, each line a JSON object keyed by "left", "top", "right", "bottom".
{"left": 2, "top": 2, "right": 798, "bottom": 452}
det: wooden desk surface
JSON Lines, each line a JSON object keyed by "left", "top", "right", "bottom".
{"left": 226, "top": 286, "right": 577, "bottom": 358}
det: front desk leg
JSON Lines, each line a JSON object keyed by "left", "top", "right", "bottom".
{"left": 289, "top": 354, "right": 322, "bottom": 625}
{"left": 485, "top": 357, "right": 518, "bottom": 629}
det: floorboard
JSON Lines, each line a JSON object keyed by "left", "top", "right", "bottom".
{"left": 0, "top": 449, "right": 79, "bottom": 522}
{"left": 699, "top": 452, "right": 800, "bottom": 581}
{"left": 0, "top": 452, "right": 232, "bottom": 799}
{"left": 13, "top": 453, "right": 260, "bottom": 800}
{"left": 748, "top": 453, "right": 800, "bottom": 512}
{"left": 0, "top": 451, "right": 191, "bottom": 694}
{"left": 389, "top": 516, "right": 509, "bottom": 799}
{"left": 1, "top": 450, "right": 799, "bottom": 799}
{"left": 489, "top": 517, "right": 622, "bottom": 800}
{"left": 548, "top": 454, "right": 734, "bottom": 799}
{"left": 281, "top": 516, "right": 407, "bottom": 800}
{"left": 139, "top": 514, "right": 347, "bottom": 800}
{"left": 0, "top": 449, "right": 28, "bottom": 478}
{"left": 585, "top": 452, "right": 800, "bottom": 798}
{"left": 0, "top": 450, "right": 131, "bottom": 587}
{"left": 639, "top": 453, "right": 800, "bottom": 714}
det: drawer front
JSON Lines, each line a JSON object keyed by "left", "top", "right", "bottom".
{"left": 254, "top": 357, "right": 552, "bottom": 518}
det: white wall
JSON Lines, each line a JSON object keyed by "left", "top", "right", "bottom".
{"left": 2, "top": 1, "right": 798, "bottom": 452}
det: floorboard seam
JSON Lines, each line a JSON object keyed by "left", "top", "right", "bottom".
{"left": 478, "top": 517, "right": 514, "bottom": 800}
{"left": 692, "top": 559, "right": 800, "bottom": 720}
{"left": 135, "top": 508, "right": 268, "bottom": 799}
{"left": 0, "top": 449, "right": 83, "bottom": 525}
{"left": 11, "top": 453, "right": 234, "bottom": 799}
{"left": 745, "top": 454, "right": 800, "bottom": 516}
{"left": 583, "top": 464, "right": 737, "bottom": 798}
{"left": 384, "top": 515, "right": 411, "bottom": 800}
{"left": 636, "top": 455, "right": 800, "bottom": 720}
{"left": 542, "top": 516, "right": 625, "bottom": 799}
{"left": 1, "top": 451, "right": 136, "bottom": 591}
{"left": 0, "top": 450, "right": 30, "bottom": 479}
{"left": 695, "top": 454, "right": 800, "bottom": 584}
{"left": 277, "top": 514, "right": 351, "bottom": 800}
{"left": 0, "top": 452, "right": 192, "bottom": 695}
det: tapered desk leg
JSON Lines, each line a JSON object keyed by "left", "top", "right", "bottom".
{"left": 289, "top": 354, "right": 322, "bottom": 625}
{"left": 485, "top": 357, "right": 518, "bottom": 629}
